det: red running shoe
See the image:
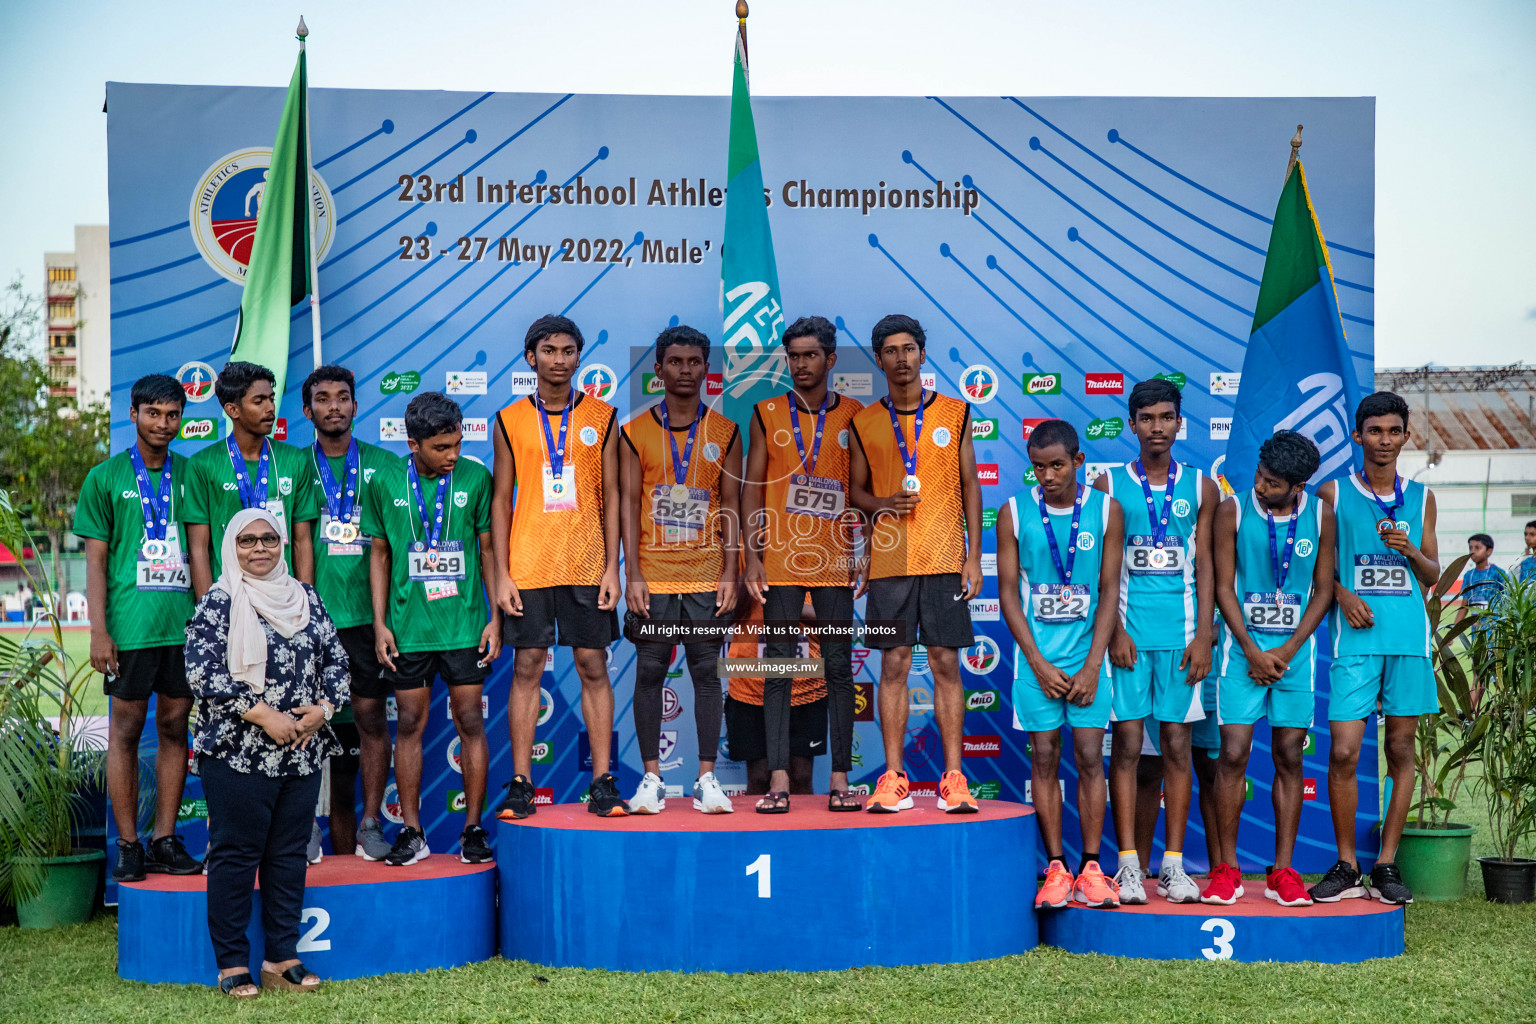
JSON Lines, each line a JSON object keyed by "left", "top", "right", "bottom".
{"left": 1200, "top": 862, "right": 1244, "bottom": 905}
{"left": 1265, "top": 865, "right": 1314, "bottom": 907}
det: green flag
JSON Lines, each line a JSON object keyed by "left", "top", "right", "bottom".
{"left": 230, "top": 33, "right": 315, "bottom": 416}
{"left": 719, "top": 19, "right": 789, "bottom": 428}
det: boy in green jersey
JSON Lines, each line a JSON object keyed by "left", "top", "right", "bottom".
{"left": 364, "top": 392, "right": 502, "bottom": 866}
{"left": 302, "top": 365, "right": 399, "bottom": 861}
{"left": 184, "top": 362, "right": 319, "bottom": 593}
{"left": 76, "top": 375, "right": 202, "bottom": 881}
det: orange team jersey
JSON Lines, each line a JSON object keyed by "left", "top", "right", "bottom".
{"left": 497, "top": 393, "right": 615, "bottom": 590}
{"left": 725, "top": 600, "right": 826, "bottom": 707}
{"left": 851, "top": 390, "right": 971, "bottom": 580}
{"left": 754, "top": 392, "right": 864, "bottom": 587}
{"left": 622, "top": 405, "right": 740, "bottom": 595}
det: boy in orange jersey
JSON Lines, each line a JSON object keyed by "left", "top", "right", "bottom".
{"left": 491, "top": 315, "right": 627, "bottom": 820}
{"left": 741, "top": 315, "right": 866, "bottom": 812}
{"left": 621, "top": 325, "right": 742, "bottom": 814}
{"left": 848, "top": 314, "right": 985, "bottom": 814}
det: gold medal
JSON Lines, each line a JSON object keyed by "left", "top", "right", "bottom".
{"left": 670, "top": 483, "right": 690, "bottom": 503}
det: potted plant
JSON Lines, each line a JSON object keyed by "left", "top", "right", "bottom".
{"left": 1396, "top": 555, "right": 1482, "bottom": 900}
{"left": 1474, "top": 574, "right": 1536, "bottom": 903}
{"left": 0, "top": 489, "right": 105, "bottom": 928}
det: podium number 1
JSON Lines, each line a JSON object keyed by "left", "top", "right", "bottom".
{"left": 745, "top": 854, "right": 771, "bottom": 898}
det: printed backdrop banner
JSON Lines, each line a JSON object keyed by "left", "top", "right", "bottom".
{"left": 106, "top": 86, "right": 1376, "bottom": 886}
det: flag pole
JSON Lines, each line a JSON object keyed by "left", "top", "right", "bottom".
{"left": 737, "top": 0, "right": 749, "bottom": 61}
{"left": 299, "top": 15, "right": 323, "bottom": 370}
{"left": 1286, "top": 124, "right": 1303, "bottom": 179}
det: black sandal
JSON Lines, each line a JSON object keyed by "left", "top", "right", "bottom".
{"left": 828, "top": 789, "right": 862, "bottom": 812}
{"left": 218, "top": 971, "right": 259, "bottom": 999}
{"left": 260, "top": 962, "right": 320, "bottom": 992}
{"left": 754, "top": 791, "right": 790, "bottom": 814}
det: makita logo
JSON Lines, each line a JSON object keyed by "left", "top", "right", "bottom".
{"left": 1085, "top": 372, "right": 1124, "bottom": 394}
{"left": 1303, "top": 778, "right": 1318, "bottom": 801}
{"left": 977, "top": 463, "right": 999, "bottom": 485}
{"left": 963, "top": 735, "right": 1002, "bottom": 757}
{"left": 1021, "top": 418, "right": 1050, "bottom": 439}
{"left": 534, "top": 788, "right": 555, "bottom": 806}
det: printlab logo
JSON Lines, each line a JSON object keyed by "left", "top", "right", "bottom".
{"left": 177, "top": 361, "right": 217, "bottom": 403}
{"left": 380, "top": 370, "right": 421, "bottom": 395}
{"left": 920, "top": 372, "right": 936, "bottom": 390}
{"left": 509, "top": 371, "right": 538, "bottom": 395}
{"left": 967, "top": 599, "right": 1001, "bottom": 622}
{"left": 178, "top": 418, "right": 218, "bottom": 441}
{"left": 577, "top": 364, "right": 617, "bottom": 400}
{"left": 1023, "top": 372, "right": 1061, "bottom": 395}
{"left": 462, "top": 418, "right": 489, "bottom": 442}
{"left": 971, "top": 417, "right": 998, "bottom": 440}
{"left": 963, "top": 636, "right": 1001, "bottom": 675}
{"left": 1085, "top": 417, "right": 1124, "bottom": 440}
{"left": 1085, "top": 372, "right": 1124, "bottom": 395}
{"left": 189, "top": 148, "right": 335, "bottom": 285}
{"left": 1209, "top": 417, "right": 1233, "bottom": 441}
{"left": 961, "top": 365, "right": 999, "bottom": 403}
{"left": 1209, "top": 372, "right": 1241, "bottom": 396}
{"left": 446, "top": 371, "right": 488, "bottom": 395}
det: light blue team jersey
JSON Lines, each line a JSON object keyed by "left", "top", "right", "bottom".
{"left": 1331, "top": 473, "right": 1431, "bottom": 658}
{"left": 1519, "top": 555, "right": 1536, "bottom": 585}
{"left": 1459, "top": 565, "right": 1506, "bottom": 608}
{"left": 1220, "top": 491, "right": 1323, "bottom": 689}
{"left": 1008, "top": 486, "right": 1111, "bottom": 673}
{"left": 1104, "top": 462, "right": 1203, "bottom": 651}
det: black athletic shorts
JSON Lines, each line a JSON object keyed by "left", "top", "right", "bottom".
{"left": 336, "top": 624, "right": 390, "bottom": 700}
{"left": 862, "top": 573, "right": 975, "bottom": 651}
{"left": 502, "top": 585, "right": 619, "bottom": 650}
{"left": 725, "top": 695, "right": 828, "bottom": 763}
{"left": 384, "top": 647, "right": 490, "bottom": 689}
{"left": 330, "top": 720, "right": 361, "bottom": 776}
{"left": 103, "top": 644, "right": 191, "bottom": 701}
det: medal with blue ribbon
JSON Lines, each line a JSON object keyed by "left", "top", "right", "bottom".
{"left": 788, "top": 390, "right": 830, "bottom": 476}
{"left": 407, "top": 458, "right": 449, "bottom": 566}
{"left": 128, "top": 446, "right": 175, "bottom": 561}
{"left": 658, "top": 401, "right": 701, "bottom": 503}
{"left": 1135, "top": 459, "right": 1177, "bottom": 569}
{"left": 225, "top": 435, "right": 271, "bottom": 512}
{"left": 315, "top": 440, "right": 361, "bottom": 544}
{"left": 1361, "top": 471, "right": 1405, "bottom": 536}
{"left": 539, "top": 392, "right": 574, "bottom": 498}
{"left": 886, "top": 390, "right": 926, "bottom": 493}
{"left": 1037, "top": 484, "right": 1085, "bottom": 600}
{"left": 1266, "top": 496, "right": 1302, "bottom": 606}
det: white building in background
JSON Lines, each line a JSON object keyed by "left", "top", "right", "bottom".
{"left": 42, "top": 225, "right": 110, "bottom": 407}
{"left": 1380, "top": 365, "right": 1536, "bottom": 569}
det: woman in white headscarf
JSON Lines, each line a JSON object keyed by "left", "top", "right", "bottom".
{"left": 185, "top": 508, "right": 349, "bottom": 999}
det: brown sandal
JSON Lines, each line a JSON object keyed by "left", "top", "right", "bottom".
{"left": 828, "top": 788, "right": 862, "bottom": 812}
{"left": 260, "top": 962, "right": 321, "bottom": 992}
{"left": 754, "top": 791, "right": 790, "bottom": 814}
{"left": 218, "top": 971, "right": 259, "bottom": 999}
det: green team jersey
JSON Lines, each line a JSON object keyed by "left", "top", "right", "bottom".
{"left": 182, "top": 437, "right": 321, "bottom": 579}
{"left": 308, "top": 439, "right": 399, "bottom": 629}
{"left": 72, "top": 449, "right": 195, "bottom": 651}
{"left": 361, "top": 457, "right": 492, "bottom": 653}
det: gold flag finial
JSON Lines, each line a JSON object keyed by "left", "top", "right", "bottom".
{"left": 737, "top": 1, "right": 749, "bottom": 21}
{"left": 1286, "top": 124, "right": 1303, "bottom": 178}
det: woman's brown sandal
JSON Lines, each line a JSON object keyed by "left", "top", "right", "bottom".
{"left": 260, "top": 962, "right": 321, "bottom": 992}
{"left": 218, "top": 971, "right": 259, "bottom": 999}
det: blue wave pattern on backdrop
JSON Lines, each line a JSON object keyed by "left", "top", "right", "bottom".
{"left": 106, "top": 86, "right": 1376, "bottom": 879}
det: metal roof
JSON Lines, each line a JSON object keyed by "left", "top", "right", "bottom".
{"left": 1375, "top": 364, "right": 1536, "bottom": 452}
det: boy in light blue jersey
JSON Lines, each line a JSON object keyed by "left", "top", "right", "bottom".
{"left": 1518, "top": 521, "right": 1536, "bottom": 584}
{"left": 1206, "top": 431, "right": 1336, "bottom": 909}
{"left": 999, "top": 420, "right": 1125, "bottom": 910}
{"left": 1313, "top": 392, "right": 1440, "bottom": 906}
{"left": 1095, "top": 379, "right": 1219, "bottom": 904}
{"left": 1457, "top": 533, "right": 1506, "bottom": 632}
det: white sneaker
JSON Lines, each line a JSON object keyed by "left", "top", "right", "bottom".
{"left": 628, "top": 772, "right": 666, "bottom": 814}
{"left": 1114, "top": 863, "right": 1148, "bottom": 904}
{"left": 1157, "top": 861, "right": 1201, "bottom": 904}
{"left": 306, "top": 821, "right": 323, "bottom": 865}
{"left": 692, "top": 772, "right": 735, "bottom": 814}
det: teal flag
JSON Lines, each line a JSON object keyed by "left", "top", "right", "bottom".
{"left": 230, "top": 40, "right": 314, "bottom": 416}
{"left": 720, "top": 23, "right": 788, "bottom": 428}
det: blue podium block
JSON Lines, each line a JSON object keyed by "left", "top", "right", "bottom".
{"left": 497, "top": 800, "right": 1038, "bottom": 972}
{"left": 118, "top": 858, "right": 496, "bottom": 984}
{"left": 1040, "top": 891, "right": 1404, "bottom": 963}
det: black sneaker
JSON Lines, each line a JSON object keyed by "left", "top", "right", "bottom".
{"left": 113, "top": 839, "right": 146, "bottom": 882}
{"left": 383, "top": 826, "right": 430, "bottom": 867}
{"left": 459, "top": 824, "right": 493, "bottom": 864}
{"left": 1369, "top": 862, "right": 1414, "bottom": 905}
{"left": 145, "top": 835, "right": 203, "bottom": 875}
{"left": 495, "top": 775, "right": 537, "bottom": 821}
{"left": 587, "top": 773, "right": 631, "bottom": 817}
{"left": 1309, "top": 859, "right": 1368, "bottom": 902}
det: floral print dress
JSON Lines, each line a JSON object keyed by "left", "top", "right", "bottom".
{"left": 185, "top": 583, "right": 350, "bottom": 776}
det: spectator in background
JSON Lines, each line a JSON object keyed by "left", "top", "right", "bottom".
{"left": 1518, "top": 520, "right": 1536, "bottom": 584}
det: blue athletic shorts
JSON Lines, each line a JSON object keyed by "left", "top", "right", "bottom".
{"left": 1140, "top": 712, "right": 1219, "bottom": 754}
{"left": 1217, "top": 675, "right": 1316, "bottom": 729}
{"left": 1328, "top": 654, "right": 1437, "bottom": 721}
{"left": 1012, "top": 662, "right": 1113, "bottom": 733}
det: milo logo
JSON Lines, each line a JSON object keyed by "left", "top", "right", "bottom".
{"left": 532, "top": 741, "right": 553, "bottom": 765}
{"left": 965, "top": 688, "right": 1000, "bottom": 711}
{"left": 1085, "top": 417, "right": 1125, "bottom": 440}
{"left": 178, "top": 418, "right": 217, "bottom": 441}
{"left": 381, "top": 370, "right": 422, "bottom": 394}
{"left": 971, "top": 417, "right": 999, "bottom": 440}
{"left": 1023, "top": 372, "right": 1061, "bottom": 395}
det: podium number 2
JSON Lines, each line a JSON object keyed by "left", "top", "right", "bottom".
{"left": 297, "top": 908, "right": 332, "bottom": 952}
{"left": 1200, "top": 918, "right": 1234, "bottom": 960}
{"left": 745, "top": 854, "right": 771, "bottom": 898}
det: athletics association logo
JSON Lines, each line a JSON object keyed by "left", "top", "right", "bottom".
{"left": 538, "top": 687, "right": 554, "bottom": 726}
{"left": 177, "top": 361, "right": 217, "bottom": 403}
{"left": 579, "top": 425, "right": 599, "bottom": 446}
{"left": 382, "top": 782, "right": 404, "bottom": 824}
{"left": 446, "top": 736, "right": 463, "bottom": 774}
{"left": 577, "top": 364, "right": 617, "bottom": 400}
{"left": 1077, "top": 532, "right": 1095, "bottom": 551}
{"left": 661, "top": 685, "right": 683, "bottom": 722}
{"left": 963, "top": 636, "right": 1001, "bottom": 675}
{"left": 1173, "top": 498, "right": 1192, "bottom": 518}
{"left": 961, "top": 365, "right": 998, "bottom": 403}
{"left": 932, "top": 426, "right": 952, "bottom": 448}
{"left": 1296, "top": 538, "right": 1315, "bottom": 558}
{"left": 189, "top": 148, "right": 335, "bottom": 286}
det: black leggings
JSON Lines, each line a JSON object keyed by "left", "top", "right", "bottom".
{"left": 201, "top": 756, "right": 323, "bottom": 970}
{"left": 763, "top": 584, "right": 854, "bottom": 774}
{"left": 634, "top": 640, "right": 722, "bottom": 764}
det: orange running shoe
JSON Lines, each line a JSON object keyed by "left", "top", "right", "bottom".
{"left": 1036, "top": 859, "right": 1074, "bottom": 909}
{"left": 938, "top": 770, "right": 979, "bottom": 813}
{"left": 865, "top": 769, "right": 913, "bottom": 813}
{"left": 1073, "top": 860, "right": 1121, "bottom": 908}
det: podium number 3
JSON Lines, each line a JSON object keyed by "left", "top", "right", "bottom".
{"left": 1200, "top": 918, "right": 1234, "bottom": 960}
{"left": 745, "top": 854, "right": 771, "bottom": 898}
{"left": 297, "top": 908, "right": 332, "bottom": 952}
